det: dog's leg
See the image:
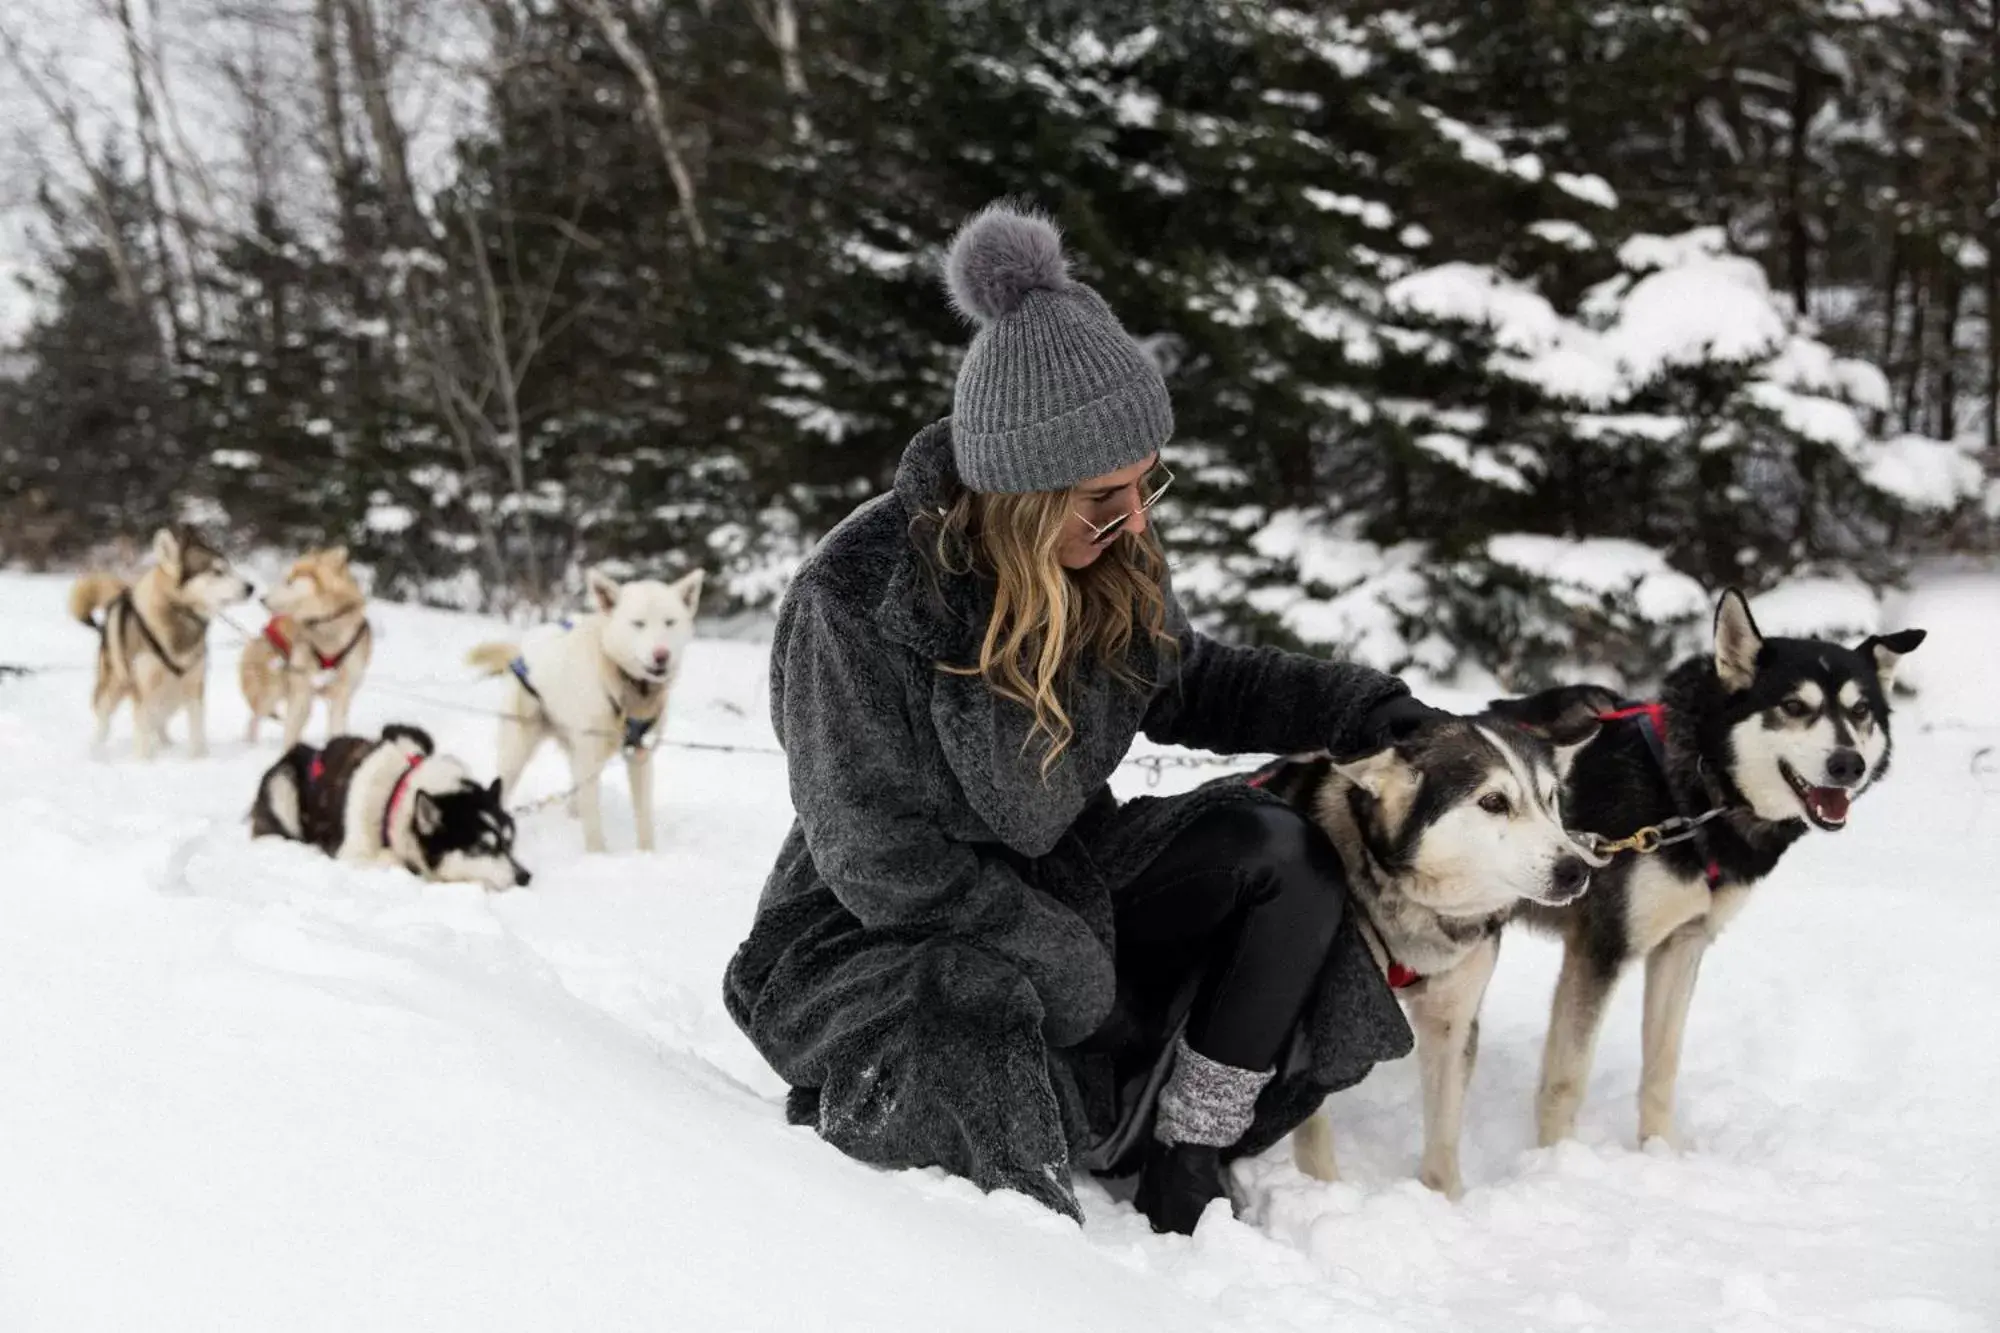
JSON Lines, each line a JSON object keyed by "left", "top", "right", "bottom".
{"left": 241, "top": 647, "right": 265, "bottom": 743}
{"left": 131, "top": 669, "right": 162, "bottom": 762}
{"left": 1291, "top": 1102, "right": 1339, "bottom": 1182}
{"left": 627, "top": 748, "right": 656, "bottom": 852}
{"left": 573, "top": 737, "right": 612, "bottom": 854}
{"left": 495, "top": 712, "right": 538, "bottom": 797}
{"left": 281, "top": 668, "right": 313, "bottom": 749}
{"left": 1638, "top": 922, "right": 1708, "bottom": 1147}
{"left": 1410, "top": 936, "right": 1499, "bottom": 1198}
{"left": 185, "top": 672, "right": 209, "bottom": 759}
{"left": 1536, "top": 938, "right": 1619, "bottom": 1147}
{"left": 325, "top": 673, "right": 353, "bottom": 740}
{"left": 90, "top": 675, "right": 121, "bottom": 758}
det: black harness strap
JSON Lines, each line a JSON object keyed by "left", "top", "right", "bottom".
{"left": 1602, "top": 699, "right": 1724, "bottom": 890}
{"left": 108, "top": 591, "right": 192, "bottom": 678}
{"left": 508, "top": 655, "right": 544, "bottom": 704}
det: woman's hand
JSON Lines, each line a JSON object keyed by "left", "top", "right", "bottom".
{"left": 1360, "top": 694, "right": 1453, "bottom": 750}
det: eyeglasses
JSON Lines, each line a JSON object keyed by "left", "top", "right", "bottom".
{"left": 1074, "top": 463, "right": 1174, "bottom": 546}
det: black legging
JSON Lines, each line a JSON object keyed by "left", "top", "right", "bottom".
{"left": 1113, "top": 802, "right": 1349, "bottom": 1071}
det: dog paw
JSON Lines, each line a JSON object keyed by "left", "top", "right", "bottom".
{"left": 1419, "top": 1158, "right": 1464, "bottom": 1200}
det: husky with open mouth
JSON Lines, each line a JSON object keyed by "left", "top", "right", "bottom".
{"left": 1487, "top": 589, "right": 1924, "bottom": 1152}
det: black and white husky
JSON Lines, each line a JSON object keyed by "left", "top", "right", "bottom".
{"left": 1253, "top": 690, "right": 1609, "bottom": 1196}
{"left": 1489, "top": 589, "right": 1924, "bottom": 1150}
{"left": 250, "top": 723, "right": 531, "bottom": 890}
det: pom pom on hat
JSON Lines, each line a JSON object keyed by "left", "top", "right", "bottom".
{"left": 943, "top": 201, "right": 1070, "bottom": 326}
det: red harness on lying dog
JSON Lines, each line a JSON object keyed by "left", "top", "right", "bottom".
{"left": 382, "top": 753, "right": 425, "bottom": 849}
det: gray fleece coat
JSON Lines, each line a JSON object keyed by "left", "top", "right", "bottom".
{"left": 723, "top": 421, "right": 1414, "bottom": 1220}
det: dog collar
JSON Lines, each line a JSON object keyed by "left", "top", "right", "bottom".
{"left": 382, "top": 753, "right": 425, "bottom": 850}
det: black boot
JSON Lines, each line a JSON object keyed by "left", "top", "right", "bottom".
{"left": 1133, "top": 1139, "right": 1228, "bottom": 1235}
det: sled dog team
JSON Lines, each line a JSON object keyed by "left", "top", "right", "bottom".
{"left": 68, "top": 525, "right": 705, "bottom": 889}
{"left": 67, "top": 525, "right": 1925, "bottom": 1196}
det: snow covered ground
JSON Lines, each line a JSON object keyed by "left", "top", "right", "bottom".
{"left": 2, "top": 567, "right": 1995, "bottom": 1332}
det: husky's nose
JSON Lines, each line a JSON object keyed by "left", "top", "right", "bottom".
{"left": 514, "top": 866, "right": 533, "bottom": 888}
{"left": 1826, "top": 748, "right": 1864, "bottom": 786}
{"left": 1550, "top": 855, "right": 1591, "bottom": 900}
{"left": 651, "top": 647, "right": 672, "bottom": 668}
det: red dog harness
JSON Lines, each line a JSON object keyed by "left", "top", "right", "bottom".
{"left": 381, "top": 753, "right": 425, "bottom": 850}
{"left": 263, "top": 616, "right": 370, "bottom": 671}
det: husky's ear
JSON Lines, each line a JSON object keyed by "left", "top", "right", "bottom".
{"left": 1857, "top": 627, "right": 1926, "bottom": 694}
{"left": 1486, "top": 683, "right": 1617, "bottom": 746}
{"left": 1332, "top": 747, "right": 1421, "bottom": 823}
{"left": 1713, "top": 588, "right": 1763, "bottom": 693}
{"left": 673, "top": 568, "right": 706, "bottom": 614}
{"left": 586, "top": 567, "right": 621, "bottom": 615}
{"left": 486, "top": 777, "right": 503, "bottom": 801}
{"left": 151, "top": 527, "right": 182, "bottom": 574}
{"left": 326, "top": 545, "right": 350, "bottom": 569}
{"left": 1551, "top": 732, "right": 1598, "bottom": 781}
{"left": 413, "top": 792, "right": 442, "bottom": 836}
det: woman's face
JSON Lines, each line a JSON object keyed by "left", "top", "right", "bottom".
{"left": 1058, "top": 453, "right": 1162, "bottom": 570}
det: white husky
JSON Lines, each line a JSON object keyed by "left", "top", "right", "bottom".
{"left": 468, "top": 568, "right": 703, "bottom": 853}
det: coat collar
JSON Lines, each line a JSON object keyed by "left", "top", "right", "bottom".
{"left": 873, "top": 419, "right": 987, "bottom": 663}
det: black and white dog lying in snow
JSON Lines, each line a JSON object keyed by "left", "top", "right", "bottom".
{"left": 250, "top": 723, "right": 531, "bottom": 890}
{"left": 1488, "top": 589, "right": 1925, "bottom": 1152}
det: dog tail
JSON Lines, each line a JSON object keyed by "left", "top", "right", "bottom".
{"left": 250, "top": 747, "right": 313, "bottom": 841}
{"left": 68, "top": 572, "right": 127, "bottom": 629}
{"left": 380, "top": 723, "right": 435, "bottom": 756}
{"left": 465, "top": 641, "right": 518, "bottom": 676}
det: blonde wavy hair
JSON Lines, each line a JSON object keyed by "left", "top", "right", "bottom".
{"left": 920, "top": 484, "right": 1176, "bottom": 775}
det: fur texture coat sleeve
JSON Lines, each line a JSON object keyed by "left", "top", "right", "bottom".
{"left": 1141, "top": 595, "right": 1410, "bottom": 758}
{"left": 774, "top": 586, "right": 1116, "bottom": 1048}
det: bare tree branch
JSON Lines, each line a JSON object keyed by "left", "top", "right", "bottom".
{"left": 0, "top": 21, "right": 148, "bottom": 313}
{"left": 566, "top": 0, "right": 709, "bottom": 250}
{"left": 742, "top": 0, "right": 807, "bottom": 101}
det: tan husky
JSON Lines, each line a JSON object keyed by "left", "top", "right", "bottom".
{"left": 239, "top": 546, "right": 373, "bottom": 748}
{"left": 69, "top": 525, "right": 254, "bottom": 759}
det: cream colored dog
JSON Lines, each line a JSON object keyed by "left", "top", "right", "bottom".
{"left": 467, "top": 567, "right": 703, "bottom": 853}
{"left": 239, "top": 546, "right": 373, "bottom": 748}
{"left": 69, "top": 525, "right": 254, "bottom": 759}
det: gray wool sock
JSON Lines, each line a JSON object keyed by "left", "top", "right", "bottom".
{"left": 1154, "top": 1037, "right": 1274, "bottom": 1148}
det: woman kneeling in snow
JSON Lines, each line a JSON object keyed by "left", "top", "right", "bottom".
{"left": 723, "top": 202, "right": 1433, "bottom": 1233}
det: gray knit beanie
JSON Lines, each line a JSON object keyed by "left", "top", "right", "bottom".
{"left": 943, "top": 201, "right": 1174, "bottom": 494}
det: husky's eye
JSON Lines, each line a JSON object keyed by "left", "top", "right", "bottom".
{"left": 1479, "top": 792, "right": 1511, "bottom": 816}
{"left": 1780, "top": 698, "right": 1814, "bottom": 719}
{"left": 1848, "top": 701, "right": 1870, "bottom": 722}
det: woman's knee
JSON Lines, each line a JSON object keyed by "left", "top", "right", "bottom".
{"left": 1220, "top": 803, "right": 1349, "bottom": 933}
